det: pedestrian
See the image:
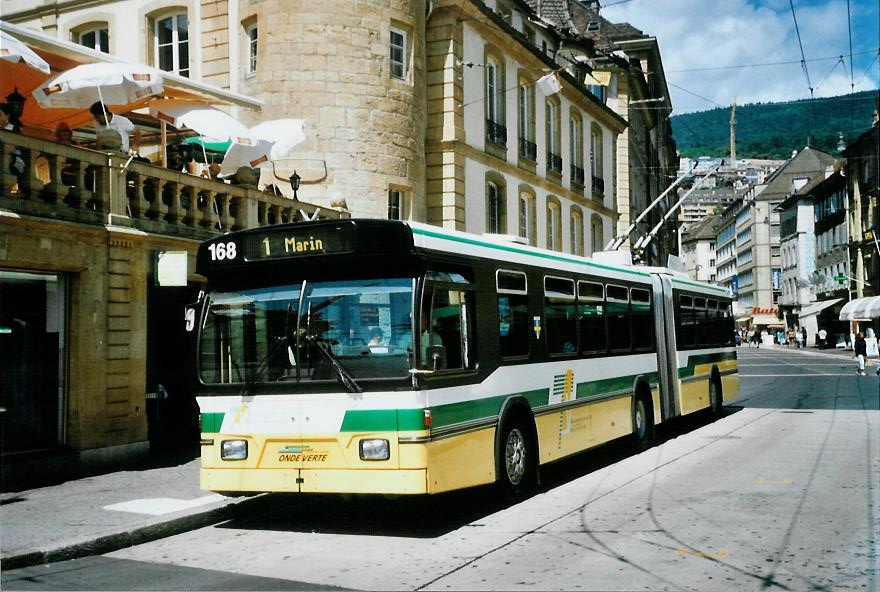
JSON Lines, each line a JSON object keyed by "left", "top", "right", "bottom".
{"left": 818, "top": 328, "right": 827, "bottom": 349}
{"left": 89, "top": 101, "right": 140, "bottom": 153}
{"left": 747, "top": 328, "right": 755, "bottom": 348}
{"left": 776, "top": 329, "right": 785, "bottom": 345}
{"left": 795, "top": 328, "right": 803, "bottom": 349}
{"left": 853, "top": 331, "right": 867, "bottom": 376}
{"left": 801, "top": 327, "right": 807, "bottom": 348}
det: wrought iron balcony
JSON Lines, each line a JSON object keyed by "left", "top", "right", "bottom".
{"left": 485, "top": 120, "right": 507, "bottom": 146}
{"left": 570, "top": 164, "right": 585, "bottom": 187}
{"left": 547, "top": 151, "right": 562, "bottom": 174}
{"left": 518, "top": 138, "right": 537, "bottom": 161}
{"left": 0, "top": 130, "right": 341, "bottom": 239}
{"left": 592, "top": 175, "right": 605, "bottom": 198}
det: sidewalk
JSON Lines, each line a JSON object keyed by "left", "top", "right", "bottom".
{"left": 0, "top": 458, "right": 257, "bottom": 570}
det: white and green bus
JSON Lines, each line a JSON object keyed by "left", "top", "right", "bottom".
{"left": 192, "top": 219, "right": 738, "bottom": 496}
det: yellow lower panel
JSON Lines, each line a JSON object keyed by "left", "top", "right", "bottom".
{"left": 721, "top": 374, "right": 740, "bottom": 401}
{"left": 425, "top": 428, "right": 495, "bottom": 494}
{"left": 201, "top": 468, "right": 428, "bottom": 494}
{"left": 535, "top": 405, "right": 592, "bottom": 464}
{"left": 680, "top": 377, "right": 709, "bottom": 414}
{"left": 590, "top": 396, "right": 633, "bottom": 443}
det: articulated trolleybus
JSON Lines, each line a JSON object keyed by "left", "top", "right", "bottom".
{"left": 192, "top": 219, "right": 738, "bottom": 496}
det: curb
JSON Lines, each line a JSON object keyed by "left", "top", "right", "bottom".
{"left": 1, "top": 495, "right": 264, "bottom": 570}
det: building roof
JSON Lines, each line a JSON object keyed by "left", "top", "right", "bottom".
{"left": 756, "top": 147, "right": 837, "bottom": 202}
{"left": 681, "top": 214, "right": 721, "bottom": 244}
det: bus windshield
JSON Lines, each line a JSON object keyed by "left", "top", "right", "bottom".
{"left": 199, "top": 278, "right": 415, "bottom": 386}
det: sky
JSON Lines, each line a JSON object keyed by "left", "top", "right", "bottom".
{"left": 601, "top": 0, "right": 880, "bottom": 114}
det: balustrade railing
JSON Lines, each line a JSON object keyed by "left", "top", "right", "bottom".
{"left": 485, "top": 120, "right": 507, "bottom": 146}
{"left": 570, "top": 164, "right": 585, "bottom": 187}
{"left": 592, "top": 175, "right": 605, "bottom": 199}
{"left": 547, "top": 151, "right": 563, "bottom": 174}
{"left": 0, "top": 130, "right": 341, "bottom": 238}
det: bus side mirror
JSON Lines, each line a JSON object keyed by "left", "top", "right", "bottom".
{"left": 426, "top": 346, "right": 446, "bottom": 371}
{"left": 184, "top": 305, "right": 197, "bottom": 332}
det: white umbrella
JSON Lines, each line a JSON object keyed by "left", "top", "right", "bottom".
{"left": 33, "top": 62, "right": 163, "bottom": 109}
{"left": 219, "top": 119, "right": 306, "bottom": 176}
{"left": 0, "top": 31, "right": 50, "bottom": 74}
{"left": 147, "top": 99, "right": 250, "bottom": 141}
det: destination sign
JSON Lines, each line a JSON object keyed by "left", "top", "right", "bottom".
{"left": 243, "top": 222, "right": 357, "bottom": 261}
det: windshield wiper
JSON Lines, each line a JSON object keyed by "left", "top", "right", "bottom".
{"left": 306, "top": 335, "right": 363, "bottom": 394}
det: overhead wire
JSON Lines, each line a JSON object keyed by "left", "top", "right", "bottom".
{"left": 788, "top": 0, "right": 814, "bottom": 98}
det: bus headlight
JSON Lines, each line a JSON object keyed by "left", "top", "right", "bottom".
{"left": 359, "top": 438, "right": 390, "bottom": 461}
{"left": 221, "top": 439, "right": 248, "bottom": 460}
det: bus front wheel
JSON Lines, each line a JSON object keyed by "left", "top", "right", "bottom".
{"left": 497, "top": 419, "right": 536, "bottom": 496}
{"left": 710, "top": 376, "right": 723, "bottom": 417}
{"left": 632, "top": 394, "right": 653, "bottom": 452}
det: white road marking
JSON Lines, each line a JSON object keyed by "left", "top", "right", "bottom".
{"left": 103, "top": 495, "right": 224, "bottom": 516}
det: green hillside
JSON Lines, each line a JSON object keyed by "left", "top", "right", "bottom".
{"left": 671, "top": 90, "right": 879, "bottom": 160}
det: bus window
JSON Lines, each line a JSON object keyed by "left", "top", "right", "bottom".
{"left": 707, "top": 299, "right": 719, "bottom": 346}
{"left": 497, "top": 270, "right": 529, "bottom": 358}
{"left": 721, "top": 300, "right": 735, "bottom": 345}
{"left": 631, "top": 287, "right": 653, "bottom": 351}
{"left": 578, "top": 280, "right": 606, "bottom": 354}
{"left": 545, "top": 276, "right": 576, "bottom": 355}
{"left": 678, "top": 294, "right": 695, "bottom": 347}
{"left": 606, "top": 284, "right": 630, "bottom": 352}
{"left": 421, "top": 285, "right": 477, "bottom": 371}
{"left": 694, "top": 297, "right": 708, "bottom": 346}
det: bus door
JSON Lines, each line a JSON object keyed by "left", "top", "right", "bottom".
{"left": 652, "top": 274, "right": 681, "bottom": 421}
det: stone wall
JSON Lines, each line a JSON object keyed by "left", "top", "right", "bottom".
{"left": 236, "top": 0, "right": 427, "bottom": 220}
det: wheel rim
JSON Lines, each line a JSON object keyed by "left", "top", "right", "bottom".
{"left": 635, "top": 400, "right": 646, "bottom": 438}
{"left": 505, "top": 428, "right": 526, "bottom": 485}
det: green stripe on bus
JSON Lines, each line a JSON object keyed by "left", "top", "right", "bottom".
{"left": 201, "top": 412, "right": 225, "bottom": 433}
{"left": 411, "top": 227, "right": 650, "bottom": 278}
{"left": 430, "top": 388, "right": 548, "bottom": 428}
{"left": 575, "top": 372, "right": 659, "bottom": 398}
{"left": 678, "top": 351, "right": 737, "bottom": 379}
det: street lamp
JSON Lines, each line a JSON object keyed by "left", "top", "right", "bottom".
{"left": 289, "top": 170, "right": 301, "bottom": 200}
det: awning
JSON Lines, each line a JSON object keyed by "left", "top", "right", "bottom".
{"left": 736, "top": 316, "right": 752, "bottom": 323}
{"left": 751, "top": 314, "right": 782, "bottom": 326}
{"left": 799, "top": 298, "right": 843, "bottom": 318}
{"left": 1, "top": 20, "right": 263, "bottom": 133}
{"left": 839, "top": 296, "right": 880, "bottom": 321}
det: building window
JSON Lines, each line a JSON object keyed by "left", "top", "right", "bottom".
{"left": 590, "top": 123, "right": 604, "bottom": 197}
{"left": 570, "top": 207, "right": 584, "bottom": 256}
{"left": 78, "top": 26, "right": 109, "bottom": 53}
{"left": 388, "top": 189, "right": 403, "bottom": 220}
{"left": 390, "top": 27, "right": 407, "bottom": 80}
{"left": 518, "top": 83, "right": 536, "bottom": 160}
{"left": 546, "top": 99, "right": 561, "bottom": 173}
{"left": 154, "top": 12, "right": 189, "bottom": 77}
{"left": 518, "top": 190, "right": 536, "bottom": 246}
{"left": 547, "top": 198, "right": 562, "bottom": 251}
{"left": 591, "top": 214, "right": 604, "bottom": 254}
{"left": 245, "top": 22, "right": 258, "bottom": 76}
{"left": 485, "top": 56, "right": 506, "bottom": 146}
{"left": 569, "top": 111, "right": 584, "bottom": 187}
{"left": 487, "top": 179, "right": 506, "bottom": 234}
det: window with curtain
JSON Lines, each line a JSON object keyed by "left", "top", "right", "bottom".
{"left": 518, "top": 83, "right": 536, "bottom": 160}
{"left": 487, "top": 180, "right": 505, "bottom": 234}
{"left": 570, "top": 207, "right": 584, "bottom": 256}
{"left": 591, "top": 214, "right": 604, "bottom": 254}
{"left": 547, "top": 198, "right": 561, "bottom": 251}
{"left": 518, "top": 191, "right": 536, "bottom": 246}
{"left": 569, "top": 111, "right": 584, "bottom": 186}
{"left": 546, "top": 100, "right": 561, "bottom": 173}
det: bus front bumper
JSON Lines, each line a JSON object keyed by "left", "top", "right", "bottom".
{"left": 201, "top": 468, "right": 429, "bottom": 495}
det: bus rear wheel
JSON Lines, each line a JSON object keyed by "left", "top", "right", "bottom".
{"left": 632, "top": 394, "right": 653, "bottom": 452}
{"left": 497, "top": 419, "right": 536, "bottom": 496}
{"left": 710, "top": 377, "right": 723, "bottom": 417}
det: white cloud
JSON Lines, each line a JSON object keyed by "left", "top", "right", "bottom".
{"left": 602, "top": 0, "right": 879, "bottom": 113}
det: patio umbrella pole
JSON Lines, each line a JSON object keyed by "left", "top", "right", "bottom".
{"left": 160, "top": 120, "right": 167, "bottom": 167}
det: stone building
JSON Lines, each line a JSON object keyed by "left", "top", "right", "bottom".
{"left": 680, "top": 214, "right": 719, "bottom": 283}
{"left": 530, "top": 0, "right": 678, "bottom": 264}
{"left": 5, "top": 0, "right": 628, "bottom": 252}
